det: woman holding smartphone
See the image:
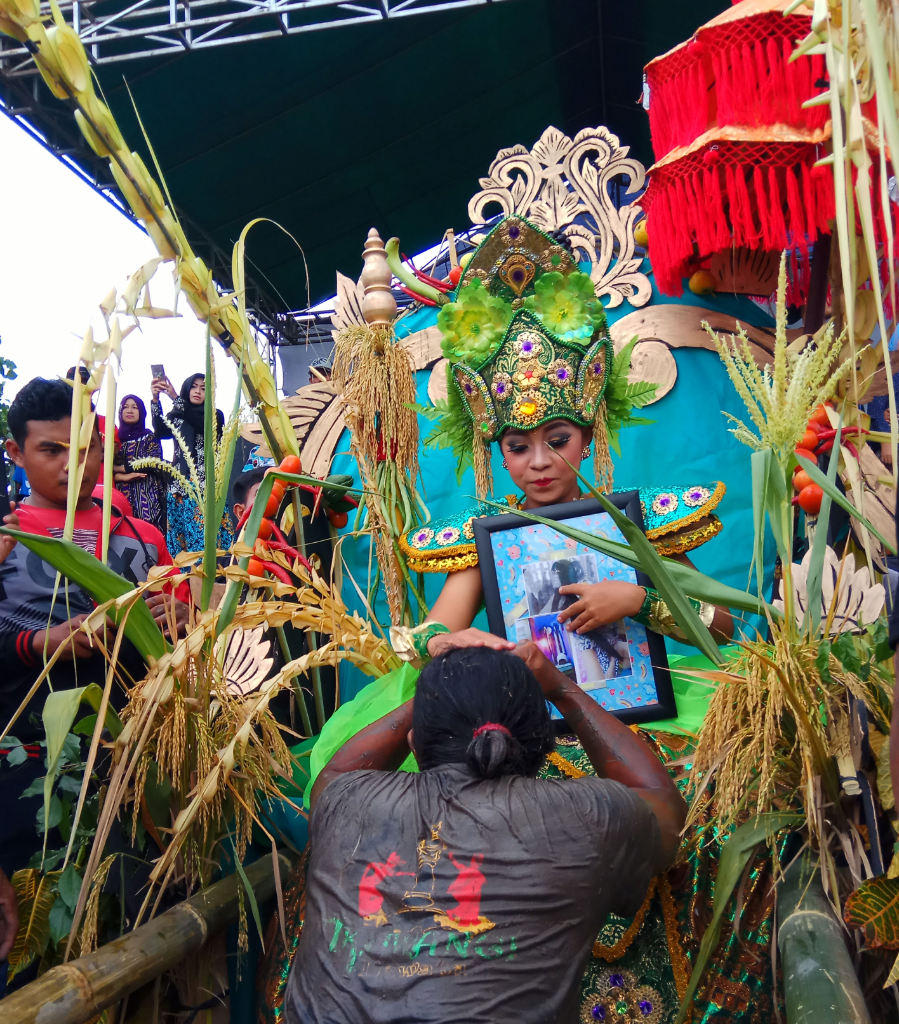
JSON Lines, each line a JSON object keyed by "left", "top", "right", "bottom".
{"left": 150, "top": 372, "right": 234, "bottom": 555}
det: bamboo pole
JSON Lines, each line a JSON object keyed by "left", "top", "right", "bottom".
{"left": 778, "top": 853, "right": 870, "bottom": 1024}
{"left": 1, "top": 851, "right": 295, "bottom": 1024}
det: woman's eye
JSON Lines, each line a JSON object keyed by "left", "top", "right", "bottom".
{"left": 506, "top": 445, "right": 527, "bottom": 454}
{"left": 548, "top": 436, "right": 571, "bottom": 448}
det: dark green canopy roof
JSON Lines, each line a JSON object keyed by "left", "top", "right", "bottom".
{"left": 6, "top": 0, "right": 725, "bottom": 310}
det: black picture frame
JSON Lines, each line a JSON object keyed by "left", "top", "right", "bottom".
{"left": 473, "top": 493, "right": 676, "bottom": 727}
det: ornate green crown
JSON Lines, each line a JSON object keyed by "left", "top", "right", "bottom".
{"left": 452, "top": 310, "right": 612, "bottom": 440}
{"left": 420, "top": 214, "right": 651, "bottom": 497}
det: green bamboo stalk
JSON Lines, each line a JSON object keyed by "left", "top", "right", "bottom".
{"left": 778, "top": 853, "right": 870, "bottom": 1024}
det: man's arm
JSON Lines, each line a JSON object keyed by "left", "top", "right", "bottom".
{"left": 515, "top": 641, "right": 687, "bottom": 873}
{"left": 309, "top": 699, "right": 413, "bottom": 811}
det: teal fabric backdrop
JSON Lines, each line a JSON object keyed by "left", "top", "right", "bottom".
{"left": 328, "top": 266, "right": 778, "bottom": 702}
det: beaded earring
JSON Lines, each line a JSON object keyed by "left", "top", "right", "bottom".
{"left": 581, "top": 446, "right": 591, "bottom": 462}
{"left": 502, "top": 458, "right": 508, "bottom": 469}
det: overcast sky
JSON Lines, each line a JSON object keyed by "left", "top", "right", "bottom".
{"left": 0, "top": 113, "right": 240, "bottom": 420}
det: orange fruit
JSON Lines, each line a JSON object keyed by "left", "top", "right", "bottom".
{"left": 247, "top": 557, "right": 265, "bottom": 577}
{"left": 797, "top": 484, "right": 823, "bottom": 515}
{"left": 793, "top": 469, "right": 813, "bottom": 492}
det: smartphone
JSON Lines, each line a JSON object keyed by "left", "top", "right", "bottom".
{"left": 150, "top": 363, "right": 166, "bottom": 382}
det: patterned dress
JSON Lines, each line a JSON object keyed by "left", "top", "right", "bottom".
{"left": 118, "top": 433, "right": 166, "bottom": 534}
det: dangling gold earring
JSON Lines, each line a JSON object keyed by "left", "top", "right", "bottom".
{"left": 581, "top": 445, "right": 591, "bottom": 462}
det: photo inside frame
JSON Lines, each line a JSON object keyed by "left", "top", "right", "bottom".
{"left": 485, "top": 509, "right": 661, "bottom": 717}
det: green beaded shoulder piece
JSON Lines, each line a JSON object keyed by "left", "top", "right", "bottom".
{"left": 398, "top": 482, "right": 725, "bottom": 575}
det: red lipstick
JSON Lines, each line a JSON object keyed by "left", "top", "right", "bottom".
{"left": 534, "top": 478, "right": 554, "bottom": 488}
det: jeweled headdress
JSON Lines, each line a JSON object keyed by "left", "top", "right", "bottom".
{"left": 425, "top": 214, "right": 647, "bottom": 497}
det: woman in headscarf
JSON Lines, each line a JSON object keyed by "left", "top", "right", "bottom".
{"left": 151, "top": 372, "right": 234, "bottom": 555}
{"left": 113, "top": 394, "right": 166, "bottom": 533}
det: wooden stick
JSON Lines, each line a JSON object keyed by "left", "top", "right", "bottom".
{"left": 1, "top": 851, "right": 296, "bottom": 1024}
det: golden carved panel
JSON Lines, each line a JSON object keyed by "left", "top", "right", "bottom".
{"left": 467, "top": 125, "right": 651, "bottom": 311}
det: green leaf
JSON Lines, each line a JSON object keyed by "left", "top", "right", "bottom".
{"left": 230, "top": 839, "right": 264, "bottom": 945}
{"left": 43, "top": 692, "right": 87, "bottom": 852}
{"left": 794, "top": 450, "right": 897, "bottom": 554}
{"left": 675, "top": 813, "right": 802, "bottom": 1024}
{"left": 0, "top": 527, "right": 166, "bottom": 661}
{"left": 57, "top": 863, "right": 82, "bottom": 912}
{"left": 750, "top": 451, "right": 770, "bottom": 606}
{"left": 47, "top": 893, "right": 73, "bottom": 946}
{"left": 844, "top": 875, "right": 899, "bottom": 948}
{"left": 869, "top": 618, "right": 893, "bottom": 663}
{"left": 37, "top": 795, "right": 62, "bottom": 833}
{"left": 831, "top": 632, "right": 867, "bottom": 680}
{"left": 816, "top": 639, "right": 833, "bottom": 684}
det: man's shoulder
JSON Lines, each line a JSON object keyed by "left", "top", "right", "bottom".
{"left": 115, "top": 516, "right": 171, "bottom": 562}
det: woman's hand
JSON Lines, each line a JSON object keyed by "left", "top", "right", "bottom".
{"left": 426, "top": 627, "right": 516, "bottom": 658}
{"left": 556, "top": 580, "right": 646, "bottom": 634}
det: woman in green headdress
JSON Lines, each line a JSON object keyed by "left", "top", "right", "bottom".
{"left": 394, "top": 214, "right": 733, "bottom": 664}
{"left": 258, "top": 218, "right": 782, "bottom": 1024}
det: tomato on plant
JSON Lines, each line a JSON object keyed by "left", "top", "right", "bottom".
{"left": 270, "top": 482, "right": 286, "bottom": 504}
{"left": 448, "top": 266, "right": 463, "bottom": 286}
{"left": 247, "top": 557, "right": 265, "bottom": 577}
{"left": 794, "top": 447, "right": 817, "bottom": 467}
{"left": 279, "top": 455, "right": 302, "bottom": 477}
{"left": 793, "top": 469, "right": 813, "bottom": 492}
{"left": 256, "top": 518, "right": 274, "bottom": 540}
{"left": 809, "top": 404, "right": 832, "bottom": 427}
{"left": 799, "top": 429, "right": 819, "bottom": 451}
{"left": 263, "top": 492, "right": 280, "bottom": 518}
{"left": 797, "top": 484, "right": 823, "bottom": 515}
{"left": 328, "top": 510, "right": 349, "bottom": 529}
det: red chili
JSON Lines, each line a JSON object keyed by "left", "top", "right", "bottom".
{"left": 268, "top": 521, "right": 313, "bottom": 573}
{"left": 259, "top": 560, "right": 293, "bottom": 585}
{"left": 844, "top": 440, "right": 860, "bottom": 460}
{"left": 817, "top": 440, "right": 835, "bottom": 454}
{"left": 397, "top": 284, "right": 439, "bottom": 307}
{"left": 234, "top": 506, "right": 253, "bottom": 535}
{"left": 403, "top": 254, "right": 452, "bottom": 291}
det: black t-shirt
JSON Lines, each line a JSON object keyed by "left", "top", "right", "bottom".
{"left": 285, "top": 763, "right": 660, "bottom": 1024}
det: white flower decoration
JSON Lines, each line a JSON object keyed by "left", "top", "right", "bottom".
{"left": 773, "top": 546, "right": 886, "bottom": 635}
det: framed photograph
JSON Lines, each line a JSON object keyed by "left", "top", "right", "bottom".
{"left": 473, "top": 493, "right": 676, "bottom": 726}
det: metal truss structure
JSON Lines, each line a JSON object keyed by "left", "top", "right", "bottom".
{"left": 0, "top": 0, "right": 510, "bottom": 73}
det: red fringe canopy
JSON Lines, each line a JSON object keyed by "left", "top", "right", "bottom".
{"left": 646, "top": 12, "right": 828, "bottom": 160}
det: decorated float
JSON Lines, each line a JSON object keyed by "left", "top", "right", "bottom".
{"left": 0, "top": 0, "right": 898, "bottom": 1020}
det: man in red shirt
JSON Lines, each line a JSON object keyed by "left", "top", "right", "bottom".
{"left": 0, "top": 377, "right": 189, "bottom": 881}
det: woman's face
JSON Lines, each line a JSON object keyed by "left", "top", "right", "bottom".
{"left": 121, "top": 399, "right": 140, "bottom": 424}
{"left": 500, "top": 419, "right": 591, "bottom": 508}
{"left": 189, "top": 378, "right": 206, "bottom": 405}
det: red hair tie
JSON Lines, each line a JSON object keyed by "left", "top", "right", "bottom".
{"left": 472, "top": 722, "right": 511, "bottom": 739}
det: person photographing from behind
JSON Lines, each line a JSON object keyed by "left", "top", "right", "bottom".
{"left": 286, "top": 643, "right": 686, "bottom": 1024}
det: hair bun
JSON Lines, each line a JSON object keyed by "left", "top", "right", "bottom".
{"left": 466, "top": 729, "right": 523, "bottom": 779}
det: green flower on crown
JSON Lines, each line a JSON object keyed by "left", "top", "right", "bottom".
{"left": 523, "top": 270, "right": 598, "bottom": 342}
{"left": 438, "top": 277, "right": 514, "bottom": 366}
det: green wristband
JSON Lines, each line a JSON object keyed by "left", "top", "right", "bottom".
{"left": 412, "top": 622, "right": 450, "bottom": 661}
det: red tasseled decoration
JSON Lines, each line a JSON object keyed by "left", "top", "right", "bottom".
{"left": 647, "top": 57, "right": 709, "bottom": 158}
{"left": 732, "top": 164, "right": 759, "bottom": 246}
{"left": 753, "top": 164, "right": 774, "bottom": 250}
{"left": 673, "top": 177, "right": 695, "bottom": 251}
{"left": 706, "top": 166, "right": 732, "bottom": 250}
{"left": 767, "top": 166, "right": 788, "bottom": 248}
{"left": 785, "top": 165, "right": 807, "bottom": 247}
{"left": 687, "top": 172, "right": 714, "bottom": 253}
{"left": 811, "top": 163, "right": 835, "bottom": 231}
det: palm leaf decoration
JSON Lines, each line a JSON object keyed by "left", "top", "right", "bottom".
{"left": 8, "top": 868, "right": 59, "bottom": 980}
